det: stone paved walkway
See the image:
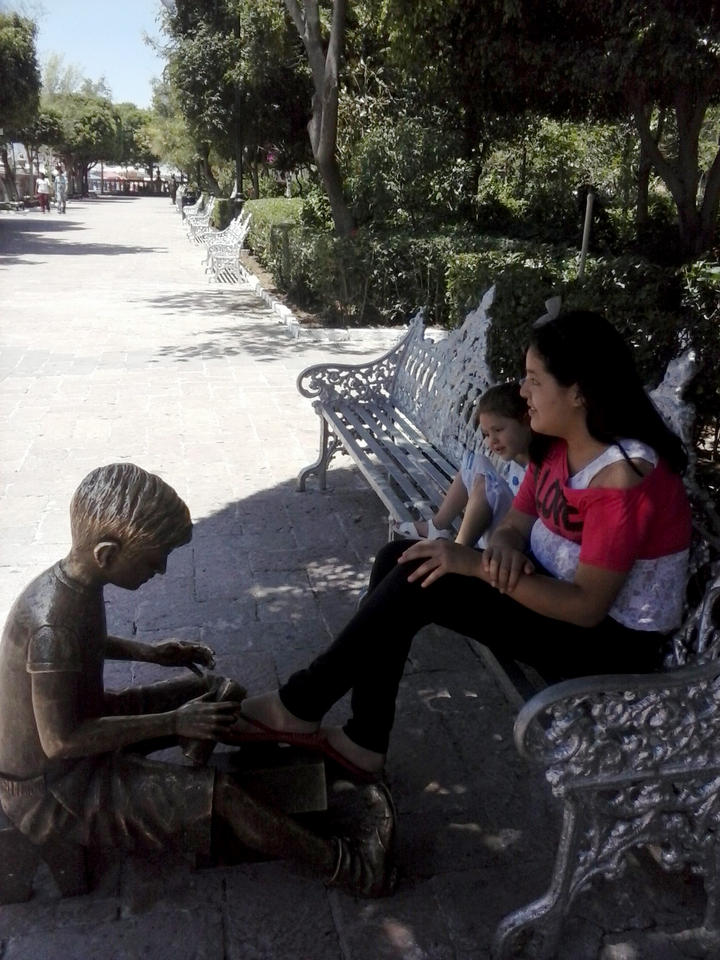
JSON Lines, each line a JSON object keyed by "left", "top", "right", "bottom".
{"left": 0, "top": 198, "right": 707, "bottom": 959}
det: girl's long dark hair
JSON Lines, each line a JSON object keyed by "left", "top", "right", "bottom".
{"left": 528, "top": 310, "right": 687, "bottom": 473}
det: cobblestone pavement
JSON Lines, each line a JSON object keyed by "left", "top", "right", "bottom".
{"left": 0, "top": 198, "right": 708, "bottom": 959}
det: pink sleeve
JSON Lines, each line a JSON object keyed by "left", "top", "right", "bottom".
{"left": 512, "top": 463, "right": 538, "bottom": 517}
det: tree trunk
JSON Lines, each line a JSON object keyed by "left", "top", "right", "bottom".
{"left": 198, "top": 143, "right": 220, "bottom": 194}
{"left": 284, "top": 0, "right": 354, "bottom": 236}
{"left": 698, "top": 140, "right": 720, "bottom": 254}
{"left": 631, "top": 89, "right": 713, "bottom": 260}
{"left": 250, "top": 156, "right": 259, "bottom": 199}
{"left": 636, "top": 140, "right": 650, "bottom": 232}
{"left": 235, "top": 139, "right": 243, "bottom": 196}
{"left": 0, "top": 147, "right": 19, "bottom": 201}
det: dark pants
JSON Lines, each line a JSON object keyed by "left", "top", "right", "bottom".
{"left": 279, "top": 540, "right": 664, "bottom": 753}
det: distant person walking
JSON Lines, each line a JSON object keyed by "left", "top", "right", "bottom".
{"left": 54, "top": 167, "right": 68, "bottom": 214}
{"left": 36, "top": 173, "right": 51, "bottom": 213}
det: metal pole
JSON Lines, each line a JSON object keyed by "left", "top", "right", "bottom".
{"left": 578, "top": 190, "right": 594, "bottom": 280}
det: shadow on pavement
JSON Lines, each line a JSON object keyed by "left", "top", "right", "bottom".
{"left": 150, "top": 318, "right": 398, "bottom": 363}
{"left": 0, "top": 215, "right": 165, "bottom": 263}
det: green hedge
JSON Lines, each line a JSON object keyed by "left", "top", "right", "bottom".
{"left": 241, "top": 204, "right": 719, "bottom": 454}
{"left": 244, "top": 198, "right": 304, "bottom": 274}
{"left": 445, "top": 250, "right": 684, "bottom": 388}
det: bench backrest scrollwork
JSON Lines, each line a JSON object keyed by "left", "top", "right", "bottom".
{"left": 391, "top": 286, "right": 496, "bottom": 467}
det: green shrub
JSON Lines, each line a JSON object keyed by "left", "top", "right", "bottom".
{"left": 342, "top": 114, "right": 473, "bottom": 229}
{"left": 680, "top": 261, "right": 720, "bottom": 458}
{"left": 245, "top": 213, "right": 717, "bottom": 451}
{"left": 244, "top": 197, "right": 304, "bottom": 267}
{"left": 277, "top": 226, "right": 487, "bottom": 325}
{"left": 446, "top": 249, "right": 568, "bottom": 380}
{"left": 210, "top": 197, "right": 238, "bottom": 232}
{"left": 257, "top": 173, "right": 286, "bottom": 198}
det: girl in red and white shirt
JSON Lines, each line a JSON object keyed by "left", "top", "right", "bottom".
{"left": 232, "top": 311, "right": 692, "bottom": 780}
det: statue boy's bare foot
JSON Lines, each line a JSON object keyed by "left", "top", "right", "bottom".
{"left": 232, "top": 691, "right": 318, "bottom": 735}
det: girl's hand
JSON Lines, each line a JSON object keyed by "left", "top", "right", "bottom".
{"left": 482, "top": 544, "right": 534, "bottom": 594}
{"left": 399, "top": 540, "right": 484, "bottom": 588}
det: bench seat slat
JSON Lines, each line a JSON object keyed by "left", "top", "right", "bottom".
{"left": 323, "top": 402, "right": 437, "bottom": 517}
{"left": 318, "top": 407, "right": 416, "bottom": 519}
{"left": 334, "top": 398, "right": 459, "bottom": 505}
{"left": 372, "top": 404, "right": 461, "bottom": 501}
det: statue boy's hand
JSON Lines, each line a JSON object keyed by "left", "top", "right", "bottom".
{"left": 173, "top": 691, "right": 237, "bottom": 739}
{"left": 152, "top": 639, "right": 216, "bottom": 671}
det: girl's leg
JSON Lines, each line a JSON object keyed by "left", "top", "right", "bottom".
{"left": 367, "top": 539, "right": 410, "bottom": 593}
{"left": 280, "top": 553, "right": 531, "bottom": 754}
{"left": 280, "top": 552, "right": 665, "bottom": 755}
{"left": 395, "top": 472, "right": 469, "bottom": 538}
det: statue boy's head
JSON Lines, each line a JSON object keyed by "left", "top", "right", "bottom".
{"left": 70, "top": 463, "right": 192, "bottom": 589}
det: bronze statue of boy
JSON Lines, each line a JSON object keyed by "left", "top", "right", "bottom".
{"left": 0, "top": 463, "right": 394, "bottom": 896}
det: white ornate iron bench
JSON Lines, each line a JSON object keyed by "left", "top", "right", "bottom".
{"left": 185, "top": 195, "right": 216, "bottom": 240}
{"left": 180, "top": 190, "right": 206, "bottom": 223}
{"left": 296, "top": 286, "right": 720, "bottom": 957}
{"left": 297, "top": 286, "right": 500, "bottom": 537}
{"left": 203, "top": 210, "right": 252, "bottom": 283}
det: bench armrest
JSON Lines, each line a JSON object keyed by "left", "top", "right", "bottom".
{"left": 516, "top": 572, "right": 720, "bottom": 791}
{"left": 296, "top": 314, "right": 423, "bottom": 404}
{"left": 515, "top": 655, "right": 720, "bottom": 796}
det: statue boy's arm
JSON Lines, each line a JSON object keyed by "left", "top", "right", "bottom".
{"left": 31, "top": 672, "right": 236, "bottom": 759}
{"left": 104, "top": 635, "right": 215, "bottom": 671}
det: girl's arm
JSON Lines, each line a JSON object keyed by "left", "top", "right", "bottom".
{"left": 482, "top": 508, "right": 536, "bottom": 588}
{"left": 492, "top": 563, "right": 628, "bottom": 627}
{"left": 401, "top": 537, "right": 627, "bottom": 628}
{"left": 400, "top": 507, "right": 535, "bottom": 586}
{"left": 455, "top": 474, "right": 492, "bottom": 546}
{"left": 433, "top": 472, "right": 471, "bottom": 531}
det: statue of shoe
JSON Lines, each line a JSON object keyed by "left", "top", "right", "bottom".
{"left": 327, "top": 782, "right": 397, "bottom": 898}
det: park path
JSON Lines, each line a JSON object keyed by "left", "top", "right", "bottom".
{"left": 0, "top": 198, "right": 699, "bottom": 960}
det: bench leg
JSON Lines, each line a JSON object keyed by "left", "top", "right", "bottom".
{"left": 297, "top": 418, "right": 340, "bottom": 492}
{"left": 492, "top": 797, "right": 581, "bottom": 960}
{"left": 701, "top": 834, "right": 720, "bottom": 941}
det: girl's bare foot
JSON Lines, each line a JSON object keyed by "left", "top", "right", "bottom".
{"left": 322, "top": 726, "right": 386, "bottom": 775}
{"left": 234, "top": 691, "right": 319, "bottom": 734}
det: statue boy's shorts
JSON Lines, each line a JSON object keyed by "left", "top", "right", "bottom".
{"left": 0, "top": 752, "right": 214, "bottom": 856}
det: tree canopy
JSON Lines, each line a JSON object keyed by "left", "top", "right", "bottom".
{"left": 0, "top": 12, "right": 40, "bottom": 134}
{"left": 383, "top": 0, "right": 720, "bottom": 256}
{"left": 160, "top": 0, "right": 310, "bottom": 194}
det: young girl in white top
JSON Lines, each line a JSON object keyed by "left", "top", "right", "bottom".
{"left": 392, "top": 382, "right": 531, "bottom": 547}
